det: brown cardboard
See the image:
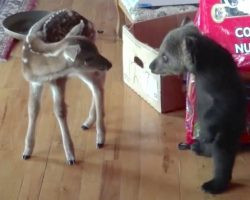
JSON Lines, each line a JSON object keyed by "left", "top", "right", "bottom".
{"left": 122, "top": 11, "right": 196, "bottom": 113}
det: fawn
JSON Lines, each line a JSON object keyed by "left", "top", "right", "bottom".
{"left": 21, "top": 11, "right": 112, "bottom": 164}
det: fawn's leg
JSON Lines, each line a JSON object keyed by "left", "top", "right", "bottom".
{"left": 79, "top": 72, "right": 106, "bottom": 148}
{"left": 23, "top": 82, "right": 43, "bottom": 159}
{"left": 82, "top": 97, "right": 96, "bottom": 130}
{"left": 50, "top": 79, "right": 75, "bottom": 165}
{"left": 93, "top": 79, "right": 105, "bottom": 148}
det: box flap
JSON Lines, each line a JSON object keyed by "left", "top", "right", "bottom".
{"left": 124, "top": 0, "right": 199, "bottom": 8}
{"left": 127, "top": 11, "right": 197, "bottom": 49}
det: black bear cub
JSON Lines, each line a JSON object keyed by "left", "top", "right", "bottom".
{"left": 149, "top": 20, "right": 247, "bottom": 194}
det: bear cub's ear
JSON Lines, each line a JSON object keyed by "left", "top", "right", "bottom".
{"left": 183, "top": 36, "right": 197, "bottom": 52}
{"left": 180, "top": 16, "right": 192, "bottom": 27}
{"left": 182, "top": 36, "right": 197, "bottom": 72}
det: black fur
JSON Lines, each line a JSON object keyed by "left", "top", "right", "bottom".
{"left": 149, "top": 22, "right": 247, "bottom": 194}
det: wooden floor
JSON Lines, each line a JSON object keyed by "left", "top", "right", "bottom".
{"left": 0, "top": 0, "right": 250, "bottom": 199}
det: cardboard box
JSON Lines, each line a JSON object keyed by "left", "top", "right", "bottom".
{"left": 122, "top": 11, "right": 196, "bottom": 113}
{"left": 125, "top": 0, "right": 199, "bottom": 8}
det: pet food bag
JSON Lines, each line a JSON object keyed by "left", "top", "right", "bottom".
{"left": 183, "top": 0, "right": 250, "bottom": 148}
{"left": 196, "top": 0, "right": 250, "bottom": 71}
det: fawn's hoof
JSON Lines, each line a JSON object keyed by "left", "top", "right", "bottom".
{"left": 97, "top": 143, "right": 104, "bottom": 149}
{"left": 81, "top": 125, "right": 89, "bottom": 130}
{"left": 22, "top": 155, "right": 31, "bottom": 160}
{"left": 68, "top": 160, "right": 76, "bottom": 165}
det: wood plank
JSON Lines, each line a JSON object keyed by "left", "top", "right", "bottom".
{"left": 138, "top": 104, "right": 181, "bottom": 200}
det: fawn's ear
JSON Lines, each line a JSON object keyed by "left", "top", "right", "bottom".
{"left": 87, "top": 21, "right": 94, "bottom": 30}
{"left": 180, "top": 16, "right": 192, "bottom": 27}
{"left": 66, "top": 20, "right": 85, "bottom": 38}
{"left": 87, "top": 21, "right": 96, "bottom": 41}
{"left": 63, "top": 45, "right": 81, "bottom": 62}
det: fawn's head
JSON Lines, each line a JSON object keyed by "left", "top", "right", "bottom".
{"left": 64, "top": 37, "right": 112, "bottom": 71}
